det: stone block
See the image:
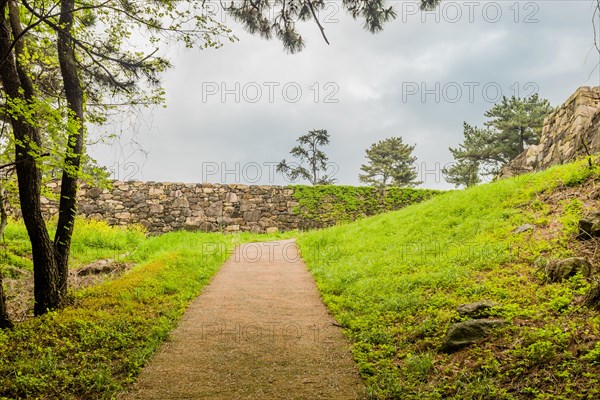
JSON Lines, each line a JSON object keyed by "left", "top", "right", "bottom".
{"left": 243, "top": 210, "right": 261, "bottom": 222}
{"left": 172, "top": 198, "right": 189, "bottom": 208}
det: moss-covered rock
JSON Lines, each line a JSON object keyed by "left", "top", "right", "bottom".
{"left": 578, "top": 211, "right": 600, "bottom": 240}
{"left": 440, "top": 318, "right": 507, "bottom": 353}
{"left": 545, "top": 257, "right": 593, "bottom": 282}
{"left": 457, "top": 300, "right": 500, "bottom": 319}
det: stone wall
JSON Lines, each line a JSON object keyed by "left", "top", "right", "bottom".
{"left": 501, "top": 86, "right": 600, "bottom": 176}
{"left": 38, "top": 181, "right": 439, "bottom": 234}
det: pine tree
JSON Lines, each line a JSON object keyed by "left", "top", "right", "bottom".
{"left": 442, "top": 159, "right": 481, "bottom": 188}
{"left": 444, "top": 94, "right": 553, "bottom": 187}
{"left": 277, "top": 130, "right": 335, "bottom": 185}
{"left": 359, "top": 137, "right": 421, "bottom": 187}
{"left": 483, "top": 94, "right": 552, "bottom": 160}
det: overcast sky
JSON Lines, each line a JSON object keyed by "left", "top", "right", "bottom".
{"left": 89, "top": 1, "right": 599, "bottom": 189}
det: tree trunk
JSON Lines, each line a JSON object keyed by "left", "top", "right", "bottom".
{"left": 0, "top": 0, "right": 87, "bottom": 316}
{"left": 519, "top": 127, "right": 525, "bottom": 153}
{"left": 0, "top": 279, "right": 11, "bottom": 329}
{"left": 311, "top": 140, "right": 317, "bottom": 185}
{"left": 0, "top": 183, "right": 10, "bottom": 328}
{"left": 54, "top": 0, "right": 85, "bottom": 289}
{"left": 0, "top": 184, "right": 8, "bottom": 238}
{"left": 0, "top": 0, "right": 63, "bottom": 315}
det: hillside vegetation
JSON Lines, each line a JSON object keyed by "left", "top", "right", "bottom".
{"left": 0, "top": 221, "right": 289, "bottom": 399}
{"left": 292, "top": 185, "right": 441, "bottom": 228}
{"left": 1, "top": 159, "right": 600, "bottom": 399}
{"left": 297, "top": 159, "right": 600, "bottom": 399}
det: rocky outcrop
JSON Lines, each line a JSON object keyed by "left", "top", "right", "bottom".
{"left": 501, "top": 87, "right": 600, "bottom": 176}
{"left": 75, "top": 260, "right": 131, "bottom": 276}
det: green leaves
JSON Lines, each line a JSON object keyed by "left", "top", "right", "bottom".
{"left": 298, "top": 158, "right": 600, "bottom": 399}
{"left": 292, "top": 185, "right": 440, "bottom": 225}
{"left": 228, "top": 0, "right": 400, "bottom": 53}
{"left": 0, "top": 223, "right": 231, "bottom": 399}
{"left": 445, "top": 94, "right": 553, "bottom": 187}
{"left": 277, "top": 129, "right": 335, "bottom": 185}
{"left": 359, "top": 136, "right": 421, "bottom": 187}
{"left": 484, "top": 94, "right": 552, "bottom": 157}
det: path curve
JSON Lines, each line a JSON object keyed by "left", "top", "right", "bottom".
{"left": 124, "top": 239, "right": 364, "bottom": 399}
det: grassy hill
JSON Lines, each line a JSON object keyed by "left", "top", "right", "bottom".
{"left": 297, "top": 159, "right": 600, "bottom": 399}
{"left": 1, "top": 158, "right": 600, "bottom": 399}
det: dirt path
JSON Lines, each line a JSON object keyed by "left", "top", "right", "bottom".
{"left": 124, "top": 239, "right": 364, "bottom": 399}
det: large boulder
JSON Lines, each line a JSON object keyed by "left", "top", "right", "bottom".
{"left": 440, "top": 318, "right": 507, "bottom": 353}
{"left": 578, "top": 212, "right": 600, "bottom": 240}
{"left": 545, "top": 257, "right": 593, "bottom": 282}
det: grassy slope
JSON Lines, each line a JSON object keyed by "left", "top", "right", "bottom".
{"left": 0, "top": 221, "right": 292, "bottom": 399}
{"left": 297, "top": 160, "right": 600, "bottom": 399}
{"left": 2, "top": 160, "right": 600, "bottom": 399}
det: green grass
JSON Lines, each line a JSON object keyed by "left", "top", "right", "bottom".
{"left": 68, "top": 219, "right": 147, "bottom": 267}
{"left": 0, "top": 222, "right": 35, "bottom": 274}
{"left": 0, "top": 220, "right": 291, "bottom": 399}
{"left": 2, "top": 159, "right": 600, "bottom": 399}
{"left": 292, "top": 185, "right": 442, "bottom": 226}
{"left": 1, "top": 218, "right": 147, "bottom": 274}
{"left": 297, "top": 159, "right": 600, "bottom": 399}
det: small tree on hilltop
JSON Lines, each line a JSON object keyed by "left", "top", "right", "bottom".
{"left": 359, "top": 137, "right": 421, "bottom": 187}
{"left": 484, "top": 94, "right": 552, "bottom": 158}
{"left": 444, "top": 94, "right": 553, "bottom": 187}
{"left": 277, "top": 129, "right": 336, "bottom": 185}
{"left": 442, "top": 159, "right": 481, "bottom": 188}
{"left": 442, "top": 123, "right": 491, "bottom": 188}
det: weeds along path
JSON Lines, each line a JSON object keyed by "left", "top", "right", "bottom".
{"left": 124, "top": 239, "right": 364, "bottom": 399}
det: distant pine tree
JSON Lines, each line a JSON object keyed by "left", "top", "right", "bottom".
{"left": 359, "top": 137, "right": 421, "bottom": 187}
{"left": 444, "top": 94, "right": 552, "bottom": 187}
{"left": 277, "top": 129, "right": 336, "bottom": 185}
